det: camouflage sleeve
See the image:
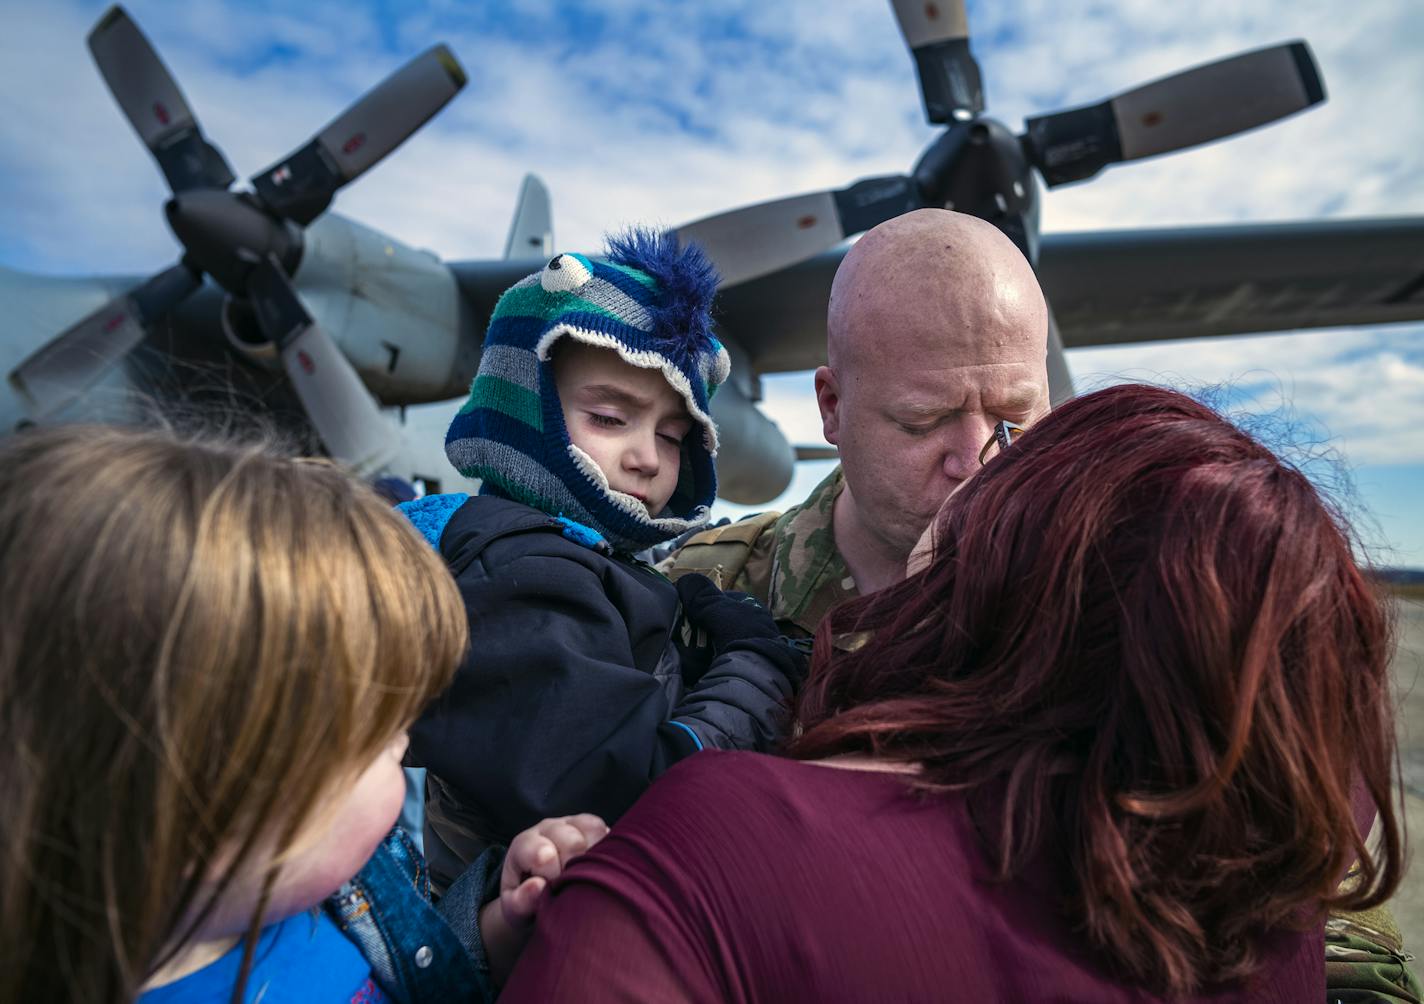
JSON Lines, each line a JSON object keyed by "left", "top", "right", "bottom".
{"left": 1326, "top": 904, "right": 1421, "bottom": 1003}
{"left": 728, "top": 519, "right": 777, "bottom": 603}
{"left": 657, "top": 510, "right": 781, "bottom": 596}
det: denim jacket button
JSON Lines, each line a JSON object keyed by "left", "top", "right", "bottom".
{"left": 414, "top": 946, "right": 434, "bottom": 968}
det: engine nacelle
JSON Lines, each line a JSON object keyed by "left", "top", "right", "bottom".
{"left": 710, "top": 379, "right": 794, "bottom": 505}
{"left": 293, "top": 214, "right": 480, "bottom": 403}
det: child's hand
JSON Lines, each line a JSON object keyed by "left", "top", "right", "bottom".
{"left": 481, "top": 814, "right": 608, "bottom": 983}
{"left": 499, "top": 814, "right": 610, "bottom": 928}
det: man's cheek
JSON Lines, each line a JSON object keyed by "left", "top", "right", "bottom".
{"left": 895, "top": 442, "right": 941, "bottom": 483}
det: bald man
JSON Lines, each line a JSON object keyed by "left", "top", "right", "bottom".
{"left": 664, "top": 209, "right": 1050, "bottom": 633}
{"left": 665, "top": 209, "right": 1419, "bottom": 1002}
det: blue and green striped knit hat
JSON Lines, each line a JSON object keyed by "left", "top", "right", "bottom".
{"left": 445, "top": 228, "right": 730, "bottom": 554}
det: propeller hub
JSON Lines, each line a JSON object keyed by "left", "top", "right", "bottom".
{"left": 164, "top": 191, "right": 302, "bottom": 294}
{"left": 912, "top": 118, "right": 1040, "bottom": 263}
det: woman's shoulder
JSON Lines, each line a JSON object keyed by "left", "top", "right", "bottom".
{"left": 656, "top": 749, "right": 915, "bottom": 791}
{"left": 604, "top": 753, "right": 789, "bottom": 841}
{"left": 559, "top": 753, "right": 828, "bottom": 904}
{"left": 662, "top": 747, "right": 780, "bottom": 783}
{"left": 621, "top": 751, "right": 926, "bottom": 851}
{"left": 654, "top": 749, "right": 819, "bottom": 797}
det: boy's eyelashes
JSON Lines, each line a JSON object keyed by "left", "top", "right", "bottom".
{"left": 658, "top": 421, "right": 692, "bottom": 446}
{"left": 584, "top": 411, "right": 688, "bottom": 446}
{"left": 587, "top": 411, "right": 625, "bottom": 429}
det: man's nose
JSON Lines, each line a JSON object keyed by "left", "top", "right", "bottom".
{"left": 941, "top": 415, "right": 996, "bottom": 480}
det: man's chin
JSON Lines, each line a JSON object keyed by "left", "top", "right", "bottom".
{"left": 873, "top": 525, "right": 926, "bottom": 567}
{"left": 904, "top": 482, "right": 968, "bottom": 543}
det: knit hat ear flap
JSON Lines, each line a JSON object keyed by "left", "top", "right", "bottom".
{"left": 444, "top": 228, "right": 727, "bottom": 554}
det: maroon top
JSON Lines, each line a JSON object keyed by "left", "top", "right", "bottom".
{"left": 502, "top": 751, "right": 1322, "bottom": 1003}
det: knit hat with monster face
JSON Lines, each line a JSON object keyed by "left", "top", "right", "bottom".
{"left": 445, "top": 228, "right": 729, "bottom": 553}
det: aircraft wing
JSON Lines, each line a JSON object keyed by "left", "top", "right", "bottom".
{"left": 705, "top": 215, "right": 1424, "bottom": 374}
{"left": 128, "top": 214, "right": 1416, "bottom": 406}
{"left": 1041, "top": 216, "right": 1424, "bottom": 348}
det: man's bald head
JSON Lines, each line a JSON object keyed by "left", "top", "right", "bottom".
{"left": 827, "top": 209, "right": 1047, "bottom": 372}
{"left": 814, "top": 209, "right": 1052, "bottom": 579}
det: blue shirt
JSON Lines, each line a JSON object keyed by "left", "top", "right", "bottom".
{"left": 140, "top": 909, "right": 387, "bottom": 1004}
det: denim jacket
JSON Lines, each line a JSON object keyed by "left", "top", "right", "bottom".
{"left": 324, "top": 826, "right": 497, "bottom": 1004}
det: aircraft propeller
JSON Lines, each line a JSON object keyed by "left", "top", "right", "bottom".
{"left": 893, "top": 0, "right": 983, "bottom": 123}
{"left": 676, "top": 0, "right": 1325, "bottom": 289}
{"left": 9, "top": 4, "right": 465, "bottom": 473}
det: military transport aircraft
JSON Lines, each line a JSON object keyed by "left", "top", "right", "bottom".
{"left": 4, "top": 3, "right": 1423, "bottom": 504}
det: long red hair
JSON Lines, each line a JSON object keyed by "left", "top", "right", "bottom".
{"left": 791, "top": 383, "right": 1401, "bottom": 994}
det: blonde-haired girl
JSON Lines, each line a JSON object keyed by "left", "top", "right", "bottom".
{"left": 0, "top": 425, "right": 605, "bottom": 1004}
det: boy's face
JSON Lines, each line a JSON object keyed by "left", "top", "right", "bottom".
{"left": 553, "top": 341, "right": 694, "bottom": 516}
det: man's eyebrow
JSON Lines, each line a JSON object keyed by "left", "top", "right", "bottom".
{"left": 988, "top": 381, "right": 1046, "bottom": 411}
{"left": 891, "top": 402, "right": 962, "bottom": 421}
{"left": 578, "top": 383, "right": 651, "bottom": 409}
{"left": 890, "top": 382, "right": 1042, "bottom": 420}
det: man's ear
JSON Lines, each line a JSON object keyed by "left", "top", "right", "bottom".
{"left": 814, "top": 366, "right": 842, "bottom": 446}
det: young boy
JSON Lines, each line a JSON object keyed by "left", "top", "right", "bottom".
{"left": 401, "top": 229, "right": 805, "bottom": 890}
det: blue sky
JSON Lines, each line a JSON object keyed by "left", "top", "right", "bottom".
{"left": 1, "top": 0, "right": 1421, "bottom": 563}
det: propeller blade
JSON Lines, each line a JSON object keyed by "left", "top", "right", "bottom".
{"left": 246, "top": 257, "right": 399, "bottom": 473}
{"left": 87, "top": 5, "right": 235, "bottom": 192}
{"left": 794, "top": 445, "right": 840, "bottom": 462}
{"left": 1024, "top": 41, "right": 1325, "bottom": 188}
{"left": 251, "top": 46, "right": 467, "bottom": 225}
{"left": 8, "top": 263, "right": 200, "bottom": 419}
{"left": 890, "top": 0, "right": 983, "bottom": 123}
{"left": 677, "top": 176, "right": 921, "bottom": 288}
{"left": 10, "top": 302, "right": 144, "bottom": 419}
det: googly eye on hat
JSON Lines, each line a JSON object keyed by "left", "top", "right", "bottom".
{"left": 540, "top": 253, "right": 594, "bottom": 293}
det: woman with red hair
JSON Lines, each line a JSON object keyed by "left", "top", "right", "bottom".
{"left": 502, "top": 384, "right": 1403, "bottom": 1002}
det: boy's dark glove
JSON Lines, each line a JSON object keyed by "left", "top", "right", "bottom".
{"left": 675, "top": 573, "right": 781, "bottom": 652}
{"left": 672, "top": 574, "right": 810, "bottom": 737}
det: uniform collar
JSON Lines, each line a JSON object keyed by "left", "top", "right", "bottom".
{"left": 767, "top": 466, "right": 860, "bottom": 635}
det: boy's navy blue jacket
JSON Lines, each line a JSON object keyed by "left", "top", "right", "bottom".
{"left": 403, "top": 493, "right": 800, "bottom": 889}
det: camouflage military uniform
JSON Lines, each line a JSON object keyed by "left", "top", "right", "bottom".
{"left": 1326, "top": 892, "right": 1423, "bottom": 1002}
{"left": 660, "top": 467, "right": 857, "bottom": 639}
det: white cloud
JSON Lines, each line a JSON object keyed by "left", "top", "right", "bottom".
{"left": 8, "top": 0, "right": 1419, "bottom": 261}
{"left": 1, "top": 0, "right": 1420, "bottom": 557}
{"left": 1068, "top": 325, "right": 1424, "bottom": 465}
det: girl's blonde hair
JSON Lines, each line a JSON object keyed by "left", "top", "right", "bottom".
{"left": 0, "top": 425, "right": 467, "bottom": 1004}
